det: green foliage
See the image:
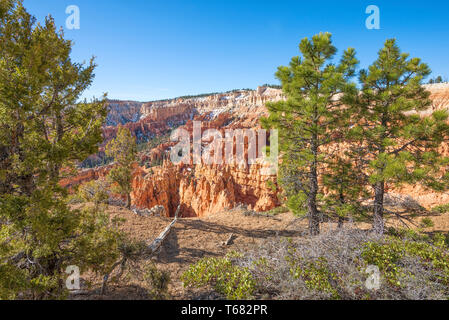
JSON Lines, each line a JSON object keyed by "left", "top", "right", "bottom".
{"left": 349, "top": 39, "right": 449, "bottom": 234}
{"left": 286, "top": 252, "right": 340, "bottom": 299}
{"left": 78, "top": 178, "right": 110, "bottom": 211}
{"left": 420, "top": 217, "right": 435, "bottom": 228}
{"left": 81, "top": 154, "right": 113, "bottom": 169}
{"left": 181, "top": 255, "right": 256, "bottom": 300}
{"left": 0, "top": 0, "right": 122, "bottom": 299}
{"left": 263, "top": 206, "right": 289, "bottom": 216}
{"left": 260, "top": 84, "right": 282, "bottom": 89}
{"left": 362, "top": 235, "right": 449, "bottom": 287}
{"left": 362, "top": 241, "right": 405, "bottom": 286}
{"left": 137, "top": 131, "right": 172, "bottom": 153}
{"left": 144, "top": 263, "right": 171, "bottom": 300}
{"left": 432, "top": 203, "right": 449, "bottom": 215}
{"left": 105, "top": 126, "right": 137, "bottom": 208}
{"left": 263, "top": 35, "right": 449, "bottom": 236}
{"left": 261, "top": 32, "right": 359, "bottom": 235}
{"left": 428, "top": 76, "right": 444, "bottom": 84}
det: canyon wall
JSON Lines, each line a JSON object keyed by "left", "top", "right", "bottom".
{"left": 69, "top": 84, "right": 449, "bottom": 217}
{"left": 131, "top": 160, "right": 279, "bottom": 218}
{"left": 106, "top": 100, "right": 143, "bottom": 126}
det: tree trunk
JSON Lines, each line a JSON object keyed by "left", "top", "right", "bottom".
{"left": 126, "top": 193, "right": 131, "bottom": 209}
{"left": 337, "top": 216, "right": 344, "bottom": 229}
{"left": 338, "top": 191, "right": 345, "bottom": 229}
{"left": 308, "top": 194, "right": 320, "bottom": 235}
{"left": 373, "top": 181, "right": 385, "bottom": 235}
{"left": 308, "top": 141, "right": 320, "bottom": 236}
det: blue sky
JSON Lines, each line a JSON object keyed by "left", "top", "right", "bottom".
{"left": 24, "top": 0, "right": 449, "bottom": 102}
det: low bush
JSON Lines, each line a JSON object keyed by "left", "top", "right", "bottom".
{"left": 432, "top": 203, "right": 449, "bottom": 215}
{"left": 182, "top": 228, "right": 449, "bottom": 300}
{"left": 264, "top": 206, "right": 290, "bottom": 216}
{"left": 144, "top": 263, "right": 171, "bottom": 300}
{"left": 420, "top": 217, "right": 435, "bottom": 228}
{"left": 181, "top": 254, "right": 256, "bottom": 300}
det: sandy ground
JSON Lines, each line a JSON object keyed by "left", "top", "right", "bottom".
{"left": 73, "top": 205, "right": 449, "bottom": 300}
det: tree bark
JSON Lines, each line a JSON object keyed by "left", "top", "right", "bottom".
{"left": 308, "top": 140, "right": 320, "bottom": 236}
{"left": 337, "top": 191, "right": 345, "bottom": 229}
{"left": 337, "top": 216, "right": 344, "bottom": 229}
{"left": 126, "top": 193, "right": 131, "bottom": 209}
{"left": 373, "top": 181, "right": 385, "bottom": 235}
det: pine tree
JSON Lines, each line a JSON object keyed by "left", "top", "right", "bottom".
{"left": 350, "top": 39, "right": 449, "bottom": 234}
{"left": 262, "top": 33, "right": 358, "bottom": 235}
{"left": 321, "top": 146, "right": 369, "bottom": 228}
{"left": 105, "top": 126, "right": 137, "bottom": 209}
{"left": 0, "top": 0, "right": 122, "bottom": 299}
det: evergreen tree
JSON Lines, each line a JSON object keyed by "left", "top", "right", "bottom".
{"left": 349, "top": 39, "right": 449, "bottom": 234}
{"left": 262, "top": 33, "right": 358, "bottom": 235}
{"left": 321, "top": 145, "right": 369, "bottom": 228}
{"left": 0, "top": 0, "right": 122, "bottom": 299}
{"left": 105, "top": 126, "right": 137, "bottom": 209}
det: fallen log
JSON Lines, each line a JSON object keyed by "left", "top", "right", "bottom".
{"left": 145, "top": 204, "right": 180, "bottom": 257}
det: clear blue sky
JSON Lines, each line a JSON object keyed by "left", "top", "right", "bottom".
{"left": 24, "top": 0, "right": 449, "bottom": 102}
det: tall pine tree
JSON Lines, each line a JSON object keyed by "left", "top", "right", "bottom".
{"left": 349, "top": 39, "right": 449, "bottom": 234}
{"left": 262, "top": 33, "right": 358, "bottom": 235}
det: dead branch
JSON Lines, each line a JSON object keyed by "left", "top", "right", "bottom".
{"left": 222, "top": 233, "right": 236, "bottom": 246}
{"left": 100, "top": 258, "right": 125, "bottom": 295}
{"left": 145, "top": 205, "right": 180, "bottom": 257}
{"left": 384, "top": 209, "right": 419, "bottom": 229}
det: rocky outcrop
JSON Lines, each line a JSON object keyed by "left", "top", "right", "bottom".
{"left": 424, "top": 83, "right": 449, "bottom": 112}
{"left": 179, "top": 162, "right": 279, "bottom": 217}
{"left": 60, "top": 165, "right": 111, "bottom": 190}
{"left": 105, "top": 100, "right": 143, "bottom": 126}
{"left": 131, "top": 161, "right": 183, "bottom": 217}
{"left": 100, "top": 87, "right": 283, "bottom": 148}
{"left": 141, "top": 101, "right": 194, "bottom": 122}
{"left": 130, "top": 160, "right": 279, "bottom": 218}
{"left": 66, "top": 84, "right": 449, "bottom": 217}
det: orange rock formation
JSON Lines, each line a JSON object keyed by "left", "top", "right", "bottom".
{"left": 65, "top": 84, "right": 449, "bottom": 216}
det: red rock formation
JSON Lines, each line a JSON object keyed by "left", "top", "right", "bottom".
{"left": 129, "top": 159, "right": 279, "bottom": 218}
{"left": 179, "top": 163, "right": 279, "bottom": 217}
{"left": 65, "top": 84, "right": 449, "bottom": 216}
{"left": 131, "top": 161, "right": 183, "bottom": 217}
{"left": 141, "top": 101, "right": 193, "bottom": 122}
{"left": 105, "top": 100, "right": 143, "bottom": 126}
{"left": 59, "top": 165, "right": 111, "bottom": 190}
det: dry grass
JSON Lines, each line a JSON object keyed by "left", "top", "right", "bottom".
{"left": 235, "top": 228, "right": 449, "bottom": 300}
{"left": 71, "top": 198, "right": 449, "bottom": 300}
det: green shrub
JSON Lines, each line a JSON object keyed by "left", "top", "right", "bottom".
{"left": 264, "top": 206, "right": 289, "bottom": 216}
{"left": 78, "top": 179, "right": 110, "bottom": 210}
{"left": 362, "top": 235, "right": 449, "bottom": 288}
{"left": 144, "top": 263, "right": 171, "bottom": 300}
{"left": 181, "top": 255, "right": 255, "bottom": 300}
{"left": 432, "top": 203, "right": 449, "bottom": 215}
{"left": 229, "top": 229, "right": 449, "bottom": 300}
{"left": 420, "top": 217, "right": 435, "bottom": 228}
{"left": 287, "top": 255, "right": 340, "bottom": 299}
{"left": 361, "top": 240, "right": 406, "bottom": 286}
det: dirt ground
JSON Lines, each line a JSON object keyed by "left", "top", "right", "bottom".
{"left": 73, "top": 205, "right": 449, "bottom": 300}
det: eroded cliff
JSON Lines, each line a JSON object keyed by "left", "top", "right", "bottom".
{"left": 68, "top": 84, "right": 449, "bottom": 217}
